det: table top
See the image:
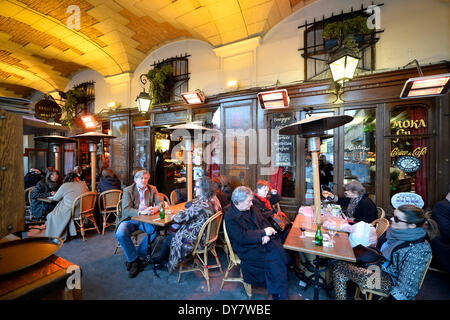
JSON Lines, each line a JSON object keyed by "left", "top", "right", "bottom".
{"left": 132, "top": 202, "right": 187, "bottom": 227}
{"left": 0, "top": 251, "right": 80, "bottom": 300}
{"left": 283, "top": 211, "right": 356, "bottom": 263}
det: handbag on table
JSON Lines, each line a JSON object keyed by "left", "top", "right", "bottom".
{"left": 268, "top": 212, "right": 292, "bottom": 233}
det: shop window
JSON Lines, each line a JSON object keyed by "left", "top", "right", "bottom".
{"left": 304, "top": 112, "right": 334, "bottom": 204}
{"left": 193, "top": 107, "right": 221, "bottom": 179}
{"left": 343, "top": 108, "right": 376, "bottom": 200}
{"left": 389, "top": 104, "right": 430, "bottom": 208}
{"left": 134, "top": 126, "right": 151, "bottom": 172}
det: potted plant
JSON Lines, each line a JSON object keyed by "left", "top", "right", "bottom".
{"left": 322, "top": 16, "right": 371, "bottom": 51}
{"left": 60, "top": 87, "right": 89, "bottom": 128}
{"left": 145, "top": 64, "right": 174, "bottom": 108}
{"left": 343, "top": 16, "right": 370, "bottom": 44}
{"left": 322, "top": 21, "right": 343, "bottom": 51}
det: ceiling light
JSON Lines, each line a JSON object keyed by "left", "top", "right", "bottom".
{"left": 227, "top": 80, "right": 239, "bottom": 89}
{"left": 400, "top": 73, "right": 450, "bottom": 98}
{"left": 181, "top": 90, "right": 205, "bottom": 104}
{"left": 257, "top": 89, "right": 290, "bottom": 109}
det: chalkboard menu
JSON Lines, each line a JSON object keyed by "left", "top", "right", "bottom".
{"left": 272, "top": 113, "right": 295, "bottom": 167}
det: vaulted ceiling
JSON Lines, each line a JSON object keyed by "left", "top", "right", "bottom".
{"left": 0, "top": 0, "right": 316, "bottom": 98}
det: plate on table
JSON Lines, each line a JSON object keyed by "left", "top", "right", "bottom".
{"left": 0, "top": 237, "right": 63, "bottom": 276}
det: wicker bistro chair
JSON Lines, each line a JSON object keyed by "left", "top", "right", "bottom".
{"left": 354, "top": 256, "right": 432, "bottom": 300}
{"left": 170, "top": 190, "right": 179, "bottom": 205}
{"left": 113, "top": 199, "right": 144, "bottom": 255}
{"left": 377, "top": 207, "right": 386, "bottom": 219}
{"left": 25, "top": 186, "right": 35, "bottom": 220}
{"left": 159, "top": 193, "right": 170, "bottom": 205}
{"left": 220, "top": 219, "right": 252, "bottom": 298}
{"left": 371, "top": 218, "right": 390, "bottom": 240}
{"left": 71, "top": 191, "right": 100, "bottom": 241}
{"left": 99, "top": 189, "right": 123, "bottom": 235}
{"left": 178, "top": 211, "right": 224, "bottom": 292}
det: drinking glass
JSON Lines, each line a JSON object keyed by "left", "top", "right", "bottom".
{"left": 328, "top": 221, "right": 337, "bottom": 246}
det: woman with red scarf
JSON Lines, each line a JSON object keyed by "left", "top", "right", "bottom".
{"left": 252, "top": 180, "right": 289, "bottom": 238}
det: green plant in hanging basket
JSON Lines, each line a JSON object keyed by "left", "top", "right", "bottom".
{"left": 145, "top": 64, "right": 174, "bottom": 107}
{"left": 322, "top": 21, "right": 343, "bottom": 40}
{"left": 343, "top": 16, "right": 370, "bottom": 36}
{"left": 61, "top": 87, "right": 89, "bottom": 128}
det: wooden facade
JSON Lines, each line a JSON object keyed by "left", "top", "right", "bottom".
{"left": 106, "top": 62, "right": 450, "bottom": 216}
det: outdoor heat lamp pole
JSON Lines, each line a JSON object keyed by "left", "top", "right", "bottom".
{"left": 71, "top": 132, "right": 116, "bottom": 192}
{"left": 279, "top": 115, "right": 353, "bottom": 224}
{"left": 169, "top": 123, "right": 218, "bottom": 202}
{"left": 34, "top": 135, "right": 76, "bottom": 172}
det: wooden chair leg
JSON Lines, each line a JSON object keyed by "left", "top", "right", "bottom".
{"left": 354, "top": 286, "right": 361, "bottom": 300}
{"left": 220, "top": 262, "right": 233, "bottom": 289}
{"left": 102, "top": 213, "right": 106, "bottom": 235}
{"left": 178, "top": 263, "right": 183, "bottom": 283}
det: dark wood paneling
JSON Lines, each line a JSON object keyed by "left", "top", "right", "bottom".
{"left": 0, "top": 110, "right": 24, "bottom": 238}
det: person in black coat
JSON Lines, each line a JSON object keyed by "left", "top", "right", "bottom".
{"left": 430, "top": 185, "right": 450, "bottom": 273}
{"left": 30, "top": 170, "right": 61, "bottom": 220}
{"left": 225, "top": 186, "right": 289, "bottom": 300}
{"left": 211, "top": 177, "right": 230, "bottom": 208}
{"left": 99, "top": 168, "right": 122, "bottom": 193}
{"left": 323, "top": 180, "right": 377, "bottom": 224}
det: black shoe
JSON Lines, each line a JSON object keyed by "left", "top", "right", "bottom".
{"left": 125, "top": 261, "right": 131, "bottom": 271}
{"left": 128, "top": 258, "right": 144, "bottom": 278}
{"left": 289, "top": 265, "right": 309, "bottom": 283}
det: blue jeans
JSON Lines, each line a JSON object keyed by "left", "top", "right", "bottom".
{"left": 115, "top": 220, "right": 158, "bottom": 262}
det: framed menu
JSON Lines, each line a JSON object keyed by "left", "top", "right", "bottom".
{"left": 272, "top": 112, "right": 295, "bottom": 167}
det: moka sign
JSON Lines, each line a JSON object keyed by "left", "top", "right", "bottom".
{"left": 392, "top": 118, "right": 427, "bottom": 144}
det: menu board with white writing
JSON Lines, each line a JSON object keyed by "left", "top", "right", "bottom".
{"left": 272, "top": 113, "right": 295, "bottom": 167}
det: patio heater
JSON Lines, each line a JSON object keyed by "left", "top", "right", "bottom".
{"left": 71, "top": 132, "right": 116, "bottom": 192}
{"left": 279, "top": 115, "right": 353, "bottom": 224}
{"left": 34, "top": 134, "right": 76, "bottom": 172}
{"left": 169, "top": 123, "right": 218, "bottom": 202}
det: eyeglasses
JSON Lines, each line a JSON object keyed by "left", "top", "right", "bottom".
{"left": 392, "top": 215, "right": 409, "bottom": 224}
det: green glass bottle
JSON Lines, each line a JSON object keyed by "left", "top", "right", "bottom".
{"left": 159, "top": 203, "right": 165, "bottom": 220}
{"left": 315, "top": 223, "right": 323, "bottom": 246}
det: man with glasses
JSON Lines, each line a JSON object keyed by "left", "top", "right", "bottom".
{"left": 115, "top": 170, "right": 163, "bottom": 278}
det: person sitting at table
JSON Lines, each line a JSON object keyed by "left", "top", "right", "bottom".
{"left": 218, "top": 175, "right": 233, "bottom": 201}
{"left": 323, "top": 180, "right": 377, "bottom": 224}
{"left": 44, "top": 171, "right": 88, "bottom": 241}
{"left": 30, "top": 170, "right": 62, "bottom": 221}
{"left": 430, "top": 184, "right": 450, "bottom": 273}
{"left": 225, "top": 186, "right": 290, "bottom": 300}
{"left": 252, "top": 180, "right": 290, "bottom": 237}
{"left": 152, "top": 177, "right": 222, "bottom": 272}
{"left": 211, "top": 177, "right": 230, "bottom": 208}
{"left": 99, "top": 168, "right": 121, "bottom": 193}
{"left": 331, "top": 204, "right": 433, "bottom": 300}
{"left": 115, "top": 170, "right": 163, "bottom": 278}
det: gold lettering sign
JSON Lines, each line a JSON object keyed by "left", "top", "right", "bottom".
{"left": 391, "top": 118, "right": 427, "bottom": 145}
{"left": 390, "top": 147, "right": 427, "bottom": 158}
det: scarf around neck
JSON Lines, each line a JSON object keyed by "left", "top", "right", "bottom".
{"left": 380, "top": 226, "right": 427, "bottom": 260}
{"left": 255, "top": 194, "right": 272, "bottom": 210}
{"left": 346, "top": 194, "right": 363, "bottom": 218}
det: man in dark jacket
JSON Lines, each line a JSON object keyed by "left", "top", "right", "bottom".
{"left": 225, "top": 186, "right": 289, "bottom": 300}
{"left": 99, "top": 168, "right": 121, "bottom": 193}
{"left": 431, "top": 185, "right": 450, "bottom": 273}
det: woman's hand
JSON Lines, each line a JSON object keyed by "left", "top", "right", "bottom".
{"left": 262, "top": 236, "right": 271, "bottom": 245}
{"left": 264, "top": 227, "right": 277, "bottom": 236}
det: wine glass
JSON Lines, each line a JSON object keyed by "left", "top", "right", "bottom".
{"left": 328, "top": 221, "right": 337, "bottom": 246}
{"left": 299, "top": 227, "right": 306, "bottom": 238}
